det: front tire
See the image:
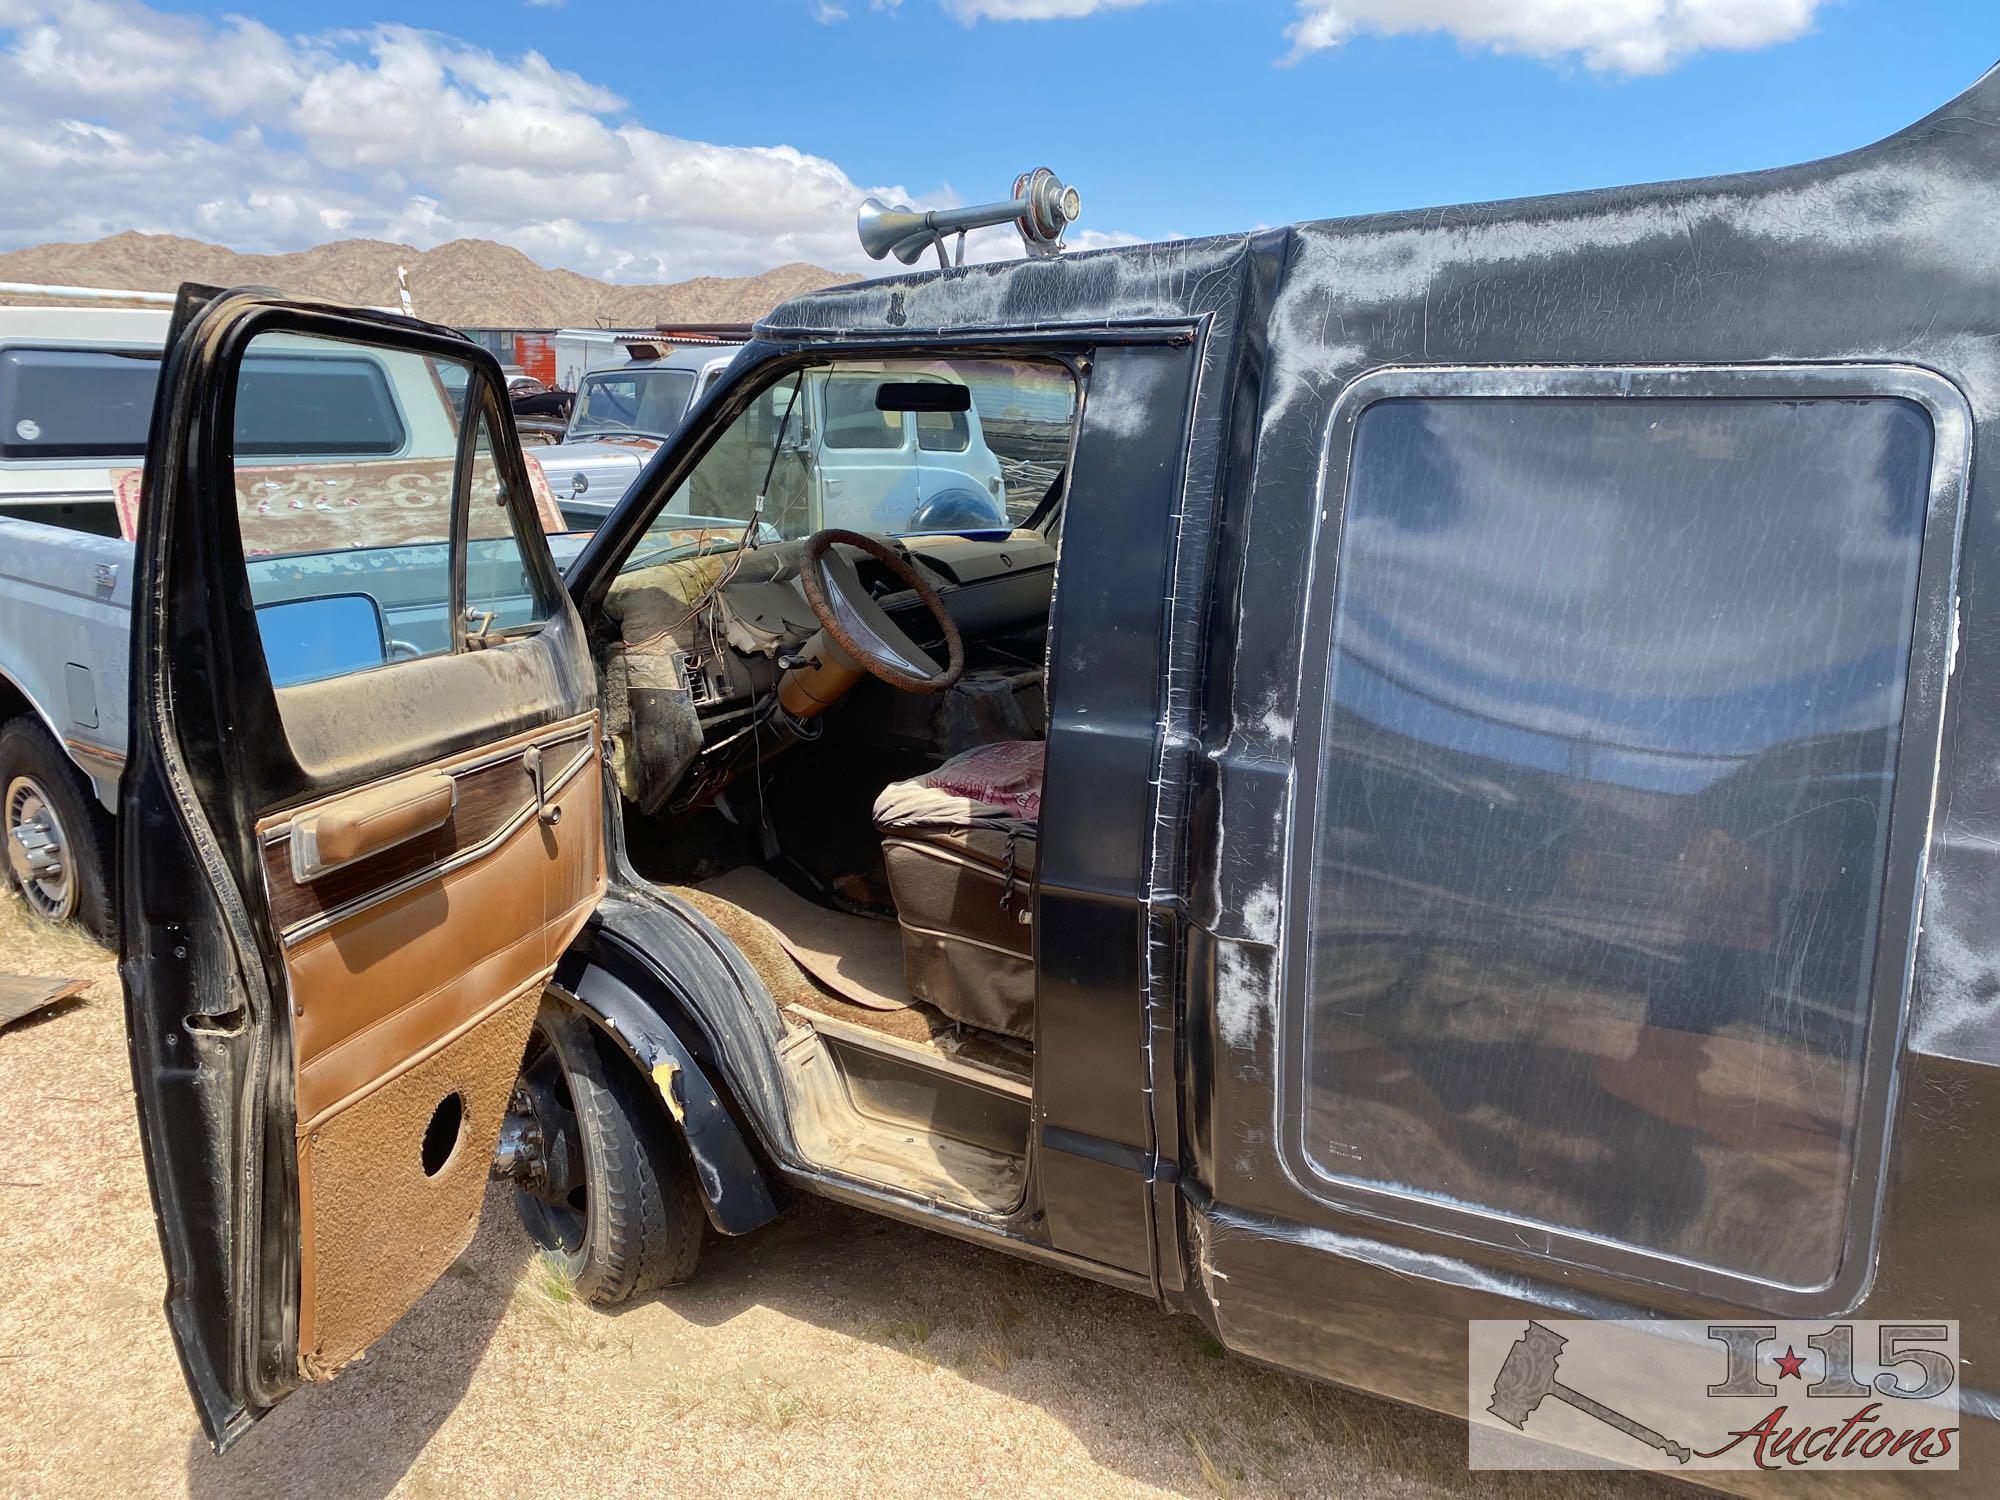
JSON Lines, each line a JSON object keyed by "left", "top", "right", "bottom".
{"left": 509, "top": 1001, "right": 704, "bottom": 1304}
{"left": 1, "top": 715, "right": 116, "bottom": 944}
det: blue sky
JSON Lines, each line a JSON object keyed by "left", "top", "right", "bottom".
{"left": 1, "top": 0, "right": 1994, "bottom": 281}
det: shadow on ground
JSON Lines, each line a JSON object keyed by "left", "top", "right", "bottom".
{"left": 182, "top": 1201, "right": 534, "bottom": 1500}
{"left": 183, "top": 1181, "right": 1678, "bottom": 1499}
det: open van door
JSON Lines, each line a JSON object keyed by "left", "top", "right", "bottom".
{"left": 119, "top": 287, "right": 606, "bottom": 1447}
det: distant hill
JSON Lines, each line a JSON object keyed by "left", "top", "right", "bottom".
{"left": 0, "top": 232, "right": 857, "bottom": 327}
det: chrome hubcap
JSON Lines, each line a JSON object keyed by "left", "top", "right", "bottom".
{"left": 5, "top": 774, "right": 74, "bottom": 922}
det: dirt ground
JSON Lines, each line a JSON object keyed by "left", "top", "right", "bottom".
{"left": 0, "top": 889, "right": 1678, "bottom": 1499}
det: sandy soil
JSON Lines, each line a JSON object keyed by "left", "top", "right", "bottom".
{"left": 0, "top": 889, "right": 1676, "bottom": 1499}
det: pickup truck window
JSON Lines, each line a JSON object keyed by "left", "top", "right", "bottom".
{"left": 915, "top": 406, "right": 971, "bottom": 453}
{"left": 0, "top": 346, "right": 158, "bottom": 459}
{"left": 1294, "top": 387, "right": 1936, "bottom": 1291}
{"left": 233, "top": 351, "right": 404, "bottom": 457}
{"left": 1, "top": 345, "right": 406, "bottom": 464}
{"left": 235, "top": 333, "right": 551, "bottom": 697}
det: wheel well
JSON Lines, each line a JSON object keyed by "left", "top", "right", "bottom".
{"left": 0, "top": 677, "right": 36, "bottom": 733}
{"left": 552, "top": 954, "right": 780, "bottom": 1237}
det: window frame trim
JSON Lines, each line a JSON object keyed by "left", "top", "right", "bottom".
{"left": 1274, "top": 362, "right": 1973, "bottom": 1313}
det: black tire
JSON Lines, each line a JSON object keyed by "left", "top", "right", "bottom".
{"left": 0, "top": 715, "right": 117, "bottom": 945}
{"left": 512, "top": 1001, "right": 704, "bottom": 1304}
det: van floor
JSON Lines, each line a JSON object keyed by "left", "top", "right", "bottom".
{"left": 677, "top": 867, "right": 1032, "bottom": 1088}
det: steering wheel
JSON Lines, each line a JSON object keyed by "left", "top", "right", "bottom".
{"left": 798, "top": 529, "right": 964, "bottom": 693}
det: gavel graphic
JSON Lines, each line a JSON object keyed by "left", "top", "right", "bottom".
{"left": 1488, "top": 1322, "right": 1693, "bottom": 1465}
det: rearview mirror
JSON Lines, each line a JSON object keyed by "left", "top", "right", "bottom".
{"left": 875, "top": 382, "right": 970, "bottom": 414}
{"left": 255, "top": 591, "right": 391, "bottom": 688}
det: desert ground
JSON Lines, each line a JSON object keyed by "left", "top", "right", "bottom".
{"left": 0, "top": 888, "right": 1676, "bottom": 1499}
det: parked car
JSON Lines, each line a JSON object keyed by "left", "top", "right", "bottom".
{"left": 0, "top": 302, "right": 584, "bottom": 940}
{"left": 121, "top": 68, "right": 1998, "bottom": 1495}
{"left": 535, "top": 342, "right": 742, "bottom": 526}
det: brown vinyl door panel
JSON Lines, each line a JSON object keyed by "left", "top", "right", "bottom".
{"left": 258, "top": 712, "right": 606, "bottom": 1372}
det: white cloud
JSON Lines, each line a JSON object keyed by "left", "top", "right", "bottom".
{"left": 0, "top": 0, "right": 974, "bottom": 280}
{"left": 864, "top": 0, "right": 1821, "bottom": 73}
{"left": 1282, "top": 0, "right": 1826, "bottom": 74}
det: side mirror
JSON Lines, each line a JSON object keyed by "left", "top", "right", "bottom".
{"left": 254, "top": 591, "right": 391, "bottom": 688}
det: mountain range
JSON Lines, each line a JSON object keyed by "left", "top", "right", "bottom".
{"left": 0, "top": 232, "right": 855, "bottom": 328}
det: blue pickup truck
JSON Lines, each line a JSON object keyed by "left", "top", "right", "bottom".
{"left": 0, "top": 302, "right": 585, "bottom": 938}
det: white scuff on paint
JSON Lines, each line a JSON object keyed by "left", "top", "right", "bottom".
{"left": 1216, "top": 940, "right": 1275, "bottom": 1050}
{"left": 1264, "top": 156, "right": 2000, "bottom": 425}
{"left": 1910, "top": 884, "right": 2000, "bottom": 1066}
{"left": 1257, "top": 687, "right": 1294, "bottom": 746}
{"left": 1241, "top": 882, "right": 1281, "bottom": 946}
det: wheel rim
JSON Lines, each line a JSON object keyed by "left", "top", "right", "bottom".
{"left": 509, "top": 1021, "right": 590, "bottom": 1257}
{"left": 6, "top": 774, "right": 75, "bottom": 923}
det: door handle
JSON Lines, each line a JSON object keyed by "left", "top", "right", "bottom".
{"left": 289, "top": 771, "right": 455, "bottom": 883}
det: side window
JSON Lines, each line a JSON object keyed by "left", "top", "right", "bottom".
{"left": 820, "top": 375, "right": 903, "bottom": 450}
{"left": 915, "top": 405, "right": 970, "bottom": 453}
{"left": 1, "top": 346, "right": 160, "bottom": 460}
{"left": 234, "top": 331, "right": 551, "bottom": 694}
{"left": 465, "top": 407, "right": 561, "bottom": 632}
{"left": 1292, "top": 384, "right": 1941, "bottom": 1290}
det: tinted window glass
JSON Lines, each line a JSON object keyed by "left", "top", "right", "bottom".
{"left": 0, "top": 347, "right": 159, "bottom": 459}
{"left": 233, "top": 353, "right": 404, "bottom": 456}
{"left": 1301, "top": 395, "right": 1932, "bottom": 1288}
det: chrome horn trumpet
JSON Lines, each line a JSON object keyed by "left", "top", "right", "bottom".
{"left": 857, "top": 168, "right": 1082, "bottom": 268}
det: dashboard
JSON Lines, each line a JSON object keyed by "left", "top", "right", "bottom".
{"left": 683, "top": 532, "right": 1057, "bottom": 718}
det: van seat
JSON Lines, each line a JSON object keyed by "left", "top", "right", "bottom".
{"left": 872, "top": 741, "right": 1043, "bottom": 1040}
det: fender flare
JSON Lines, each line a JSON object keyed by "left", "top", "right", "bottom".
{"left": 551, "top": 944, "right": 778, "bottom": 1237}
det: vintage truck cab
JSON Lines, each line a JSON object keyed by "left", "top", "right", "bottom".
{"left": 123, "top": 69, "right": 2000, "bottom": 1489}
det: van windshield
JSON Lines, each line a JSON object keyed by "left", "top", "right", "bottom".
{"left": 569, "top": 367, "right": 697, "bottom": 440}
{"left": 622, "top": 356, "right": 1076, "bottom": 566}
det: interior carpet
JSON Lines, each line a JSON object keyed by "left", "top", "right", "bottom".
{"left": 693, "top": 865, "right": 911, "bottom": 1012}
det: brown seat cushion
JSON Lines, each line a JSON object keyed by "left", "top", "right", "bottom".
{"left": 873, "top": 742, "right": 1044, "bottom": 1040}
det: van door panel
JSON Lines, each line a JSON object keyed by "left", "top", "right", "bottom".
{"left": 122, "top": 290, "right": 601, "bottom": 1444}
{"left": 268, "top": 714, "right": 602, "bottom": 1369}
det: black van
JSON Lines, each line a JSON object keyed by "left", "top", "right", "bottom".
{"left": 122, "top": 66, "right": 1999, "bottom": 1490}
